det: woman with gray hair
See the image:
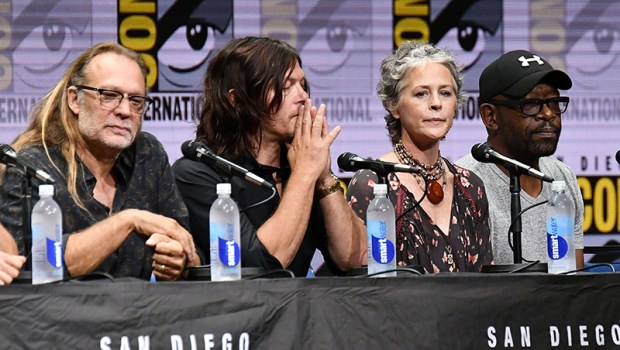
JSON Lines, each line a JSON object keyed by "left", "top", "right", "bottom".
{"left": 346, "top": 41, "right": 493, "bottom": 273}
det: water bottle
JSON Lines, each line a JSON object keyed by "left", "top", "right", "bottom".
{"left": 546, "top": 180, "right": 576, "bottom": 274}
{"left": 31, "top": 184, "right": 63, "bottom": 284}
{"left": 366, "top": 184, "right": 396, "bottom": 277}
{"left": 209, "top": 183, "right": 241, "bottom": 281}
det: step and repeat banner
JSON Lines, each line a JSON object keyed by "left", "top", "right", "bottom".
{"left": 1, "top": 0, "right": 620, "bottom": 250}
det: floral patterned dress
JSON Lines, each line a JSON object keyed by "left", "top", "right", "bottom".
{"left": 346, "top": 160, "right": 493, "bottom": 273}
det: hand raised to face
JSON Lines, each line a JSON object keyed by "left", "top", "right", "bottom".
{"left": 286, "top": 99, "right": 341, "bottom": 183}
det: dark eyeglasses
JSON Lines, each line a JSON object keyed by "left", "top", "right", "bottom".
{"left": 74, "top": 85, "right": 153, "bottom": 114}
{"left": 489, "top": 96, "right": 570, "bottom": 117}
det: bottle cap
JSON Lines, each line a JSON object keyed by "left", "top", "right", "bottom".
{"left": 551, "top": 180, "right": 566, "bottom": 192}
{"left": 373, "top": 184, "right": 388, "bottom": 195}
{"left": 39, "top": 184, "right": 55, "bottom": 197}
{"left": 216, "top": 183, "right": 232, "bottom": 195}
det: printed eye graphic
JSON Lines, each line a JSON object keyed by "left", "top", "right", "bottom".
{"left": 437, "top": 24, "right": 489, "bottom": 70}
{"left": 458, "top": 25, "right": 481, "bottom": 52}
{"left": 566, "top": 24, "right": 620, "bottom": 88}
{"left": 42, "top": 23, "right": 67, "bottom": 51}
{"left": 577, "top": 24, "right": 620, "bottom": 73}
{"left": 594, "top": 26, "right": 616, "bottom": 53}
{"left": 187, "top": 21, "right": 210, "bottom": 51}
{"left": 300, "top": 21, "right": 369, "bottom": 91}
{"left": 159, "top": 21, "right": 216, "bottom": 73}
{"left": 13, "top": 23, "right": 77, "bottom": 88}
{"left": 325, "top": 23, "right": 351, "bottom": 53}
{"left": 303, "top": 22, "right": 360, "bottom": 75}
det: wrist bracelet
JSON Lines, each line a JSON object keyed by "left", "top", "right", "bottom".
{"left": 317, "top": 174, "right": 343, "bottom": 199}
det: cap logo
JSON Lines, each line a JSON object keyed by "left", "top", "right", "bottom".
{"left": 517, "top": 55, "right": 544, "bottom": 67}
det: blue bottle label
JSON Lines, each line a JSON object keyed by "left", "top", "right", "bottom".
{"left": 46, "top": 237, "right": 62, "bottom": 268}
{"left": 217, "top": 223, "right": 240, "bottom": 267}
{"left": 547, "top": 234, "right": 569, "bottom": 260}
{"left": 368, "top": 220, "right": 395, "bottom": 264}
{"left": 547, "top": 216, "right": 570, "bottom": 260}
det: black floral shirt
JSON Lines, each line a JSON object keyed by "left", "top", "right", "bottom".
{"left": 0, "top": 132, "right": 189, "bottom": 280}
{"left": 346, "top": 160, "right": 493, "bottom": 273}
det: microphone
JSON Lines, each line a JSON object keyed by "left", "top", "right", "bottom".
{"left": 471, "top": 143, "right": 554, "bottom": 183}
{"left": 337, "top": 152, "right": 421, "bottom": 175}
{"left": 181, "top": 140, "right": 274, "bottom": 190}
{"left": 615, "top": 149, "right": 620, "bottom": 165}
{"left": 0, "top": 144, "right": 55, "bottom": 183}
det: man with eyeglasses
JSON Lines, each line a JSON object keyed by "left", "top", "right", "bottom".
{"left": 457, "top": 50, "right": 584, "bottom": 268}
{"left": 0, "top": 42, "right": 200, "bottom": 281}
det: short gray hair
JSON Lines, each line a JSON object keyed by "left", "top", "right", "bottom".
{"left": 377, "top": 41, "right": 465, "bottom": 145}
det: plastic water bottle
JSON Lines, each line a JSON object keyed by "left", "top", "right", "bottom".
{"left": 31, "top": 184, "right": 63, "bottom": 284}
{"left": 366, "top": 184, "right": 396, "bottom": 277}
{"left": 546, "top": 180, "right": 576, "bottom": 274}
{"left": 209, "top": 183, "right": 241, "bottom": 281}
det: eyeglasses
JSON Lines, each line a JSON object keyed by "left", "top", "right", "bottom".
{"left": 489, "top": 96, "right": 570, "bottom": 117}
{"left": 74, "top": 85, "right": 153, "bottom": 114}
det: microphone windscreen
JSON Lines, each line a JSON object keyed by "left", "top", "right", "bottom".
{"left": 182, "top": 140, "right": 211, "bottom": 159}
{"left": 337, "top": 152, "right": 358, "bottom": 171}
{"left": 616, "top": 149, "right": 620, "bottom": 166}
{"left": 181, "top": 140, "right": 218, "bottom": 165}
{"left": 471, "top": 143, "right": 490, "bottom": 163}
{"left": 181, "top": 140, "right": 193, "bottom": 157}
{"left": 0, "top": 144, "right": 16, "bottom": 157}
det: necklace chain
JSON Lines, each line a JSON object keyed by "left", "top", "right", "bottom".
{"left": 394, "top": 140, "right": 445, "bottom": 181}
{"left": 393, "top": 141, "right": 453, "bottom": 265}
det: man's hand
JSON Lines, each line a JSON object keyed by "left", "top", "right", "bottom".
{"left": 146, "top": 233, "right": 187, "bottom": 281}
{"left": 286, "top": 99, "right": 341, "bottom": 183}
{"left": 64, "top": 209, "right": 200, "bottom": 278}
{"left": 128, "top": 210, "right": 199, "bottom": 266}
{"left": 0, "top": 252, "right": 26, "bottom": 285}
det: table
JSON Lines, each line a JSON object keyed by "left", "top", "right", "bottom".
{"left": 1, "top": 273, "right": 619, "bottom": 349}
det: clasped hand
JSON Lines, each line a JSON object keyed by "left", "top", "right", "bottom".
{"left": 131, "top": 210, "right": 199, "bottom": 280}
{"left": 286, "top": 99, "right": 341, "bottom": 183}
{"left": 146, "top": 233, "right": 187, "bottom": 281}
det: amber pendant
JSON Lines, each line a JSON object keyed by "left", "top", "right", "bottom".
{"left": 427, "top": 180, "right": 444, "bottom": 205}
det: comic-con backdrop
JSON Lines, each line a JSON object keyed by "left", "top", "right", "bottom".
{"left": 1, "top": 0, "right": 619, "bottom": 254}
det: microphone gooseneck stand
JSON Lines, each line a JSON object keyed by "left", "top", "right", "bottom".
{"left": 509, "top": 171, "right": 522, "bottom": 264}
{"left": 366, "top": 164, "right": 390, "bottom": 185}
{"left": 21, "top": 171, "right": 33, "bottom": 272}
{"left": 482, "top": 167, "right": 547, "bottom": 273}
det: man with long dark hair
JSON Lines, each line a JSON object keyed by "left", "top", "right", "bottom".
{"left": 173, "top": 37, "right": 366, "bottom": 276}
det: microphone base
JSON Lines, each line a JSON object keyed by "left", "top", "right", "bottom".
{"left": 481, "top": 263, "right": 548, "bottom": 274}
{"left": 14, "top": 271, "right": 31, "bottom": 284}
{"left": 185, "top": 266, "right": 267, "bottom": 281}
{"left": 346, "top": 265, "right": 425, "bottom": 276}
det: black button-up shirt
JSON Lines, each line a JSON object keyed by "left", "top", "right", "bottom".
{"left": 0, "top": 132, "right": 189, "bottom": 280}
{"left": 173, "top": 150, "right": 341, "bottom": 277}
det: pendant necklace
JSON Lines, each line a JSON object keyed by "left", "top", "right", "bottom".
{"left": 394, "top": 140, "right": 446, "bottom": 205}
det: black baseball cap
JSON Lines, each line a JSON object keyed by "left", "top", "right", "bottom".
{"left": 478, "top": 50, "right": 572, "bottom": 105}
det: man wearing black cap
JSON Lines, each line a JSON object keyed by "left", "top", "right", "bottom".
{"left": 457, "top": 50, "right": 584, "bottom": 267}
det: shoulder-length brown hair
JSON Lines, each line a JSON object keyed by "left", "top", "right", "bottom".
{"left": 196, "top": 36, "right": 306, "bottom": 160}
